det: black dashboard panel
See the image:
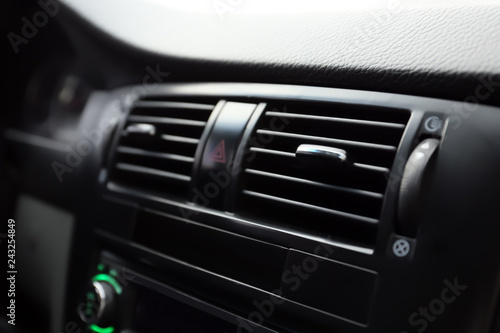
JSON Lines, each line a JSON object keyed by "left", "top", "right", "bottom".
{"left": 5, "top": 81, "right": 500, "bottom": 332}
{"left": 95, "top": 83, "right": 500, "bottom": 333}
{"left": 2, "top": 1, "right": 500, "bottom": 333}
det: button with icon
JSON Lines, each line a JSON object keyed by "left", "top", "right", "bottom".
{"left": 393, "top": 239, "right": 411, "bottom": 257}
{"left": 388, "top": 235, "right": 416, "bottom": 260}
{"left": 421, "top": 114, "right": 446, "bottom": 137}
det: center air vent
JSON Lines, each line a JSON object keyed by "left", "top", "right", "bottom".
{"left": 107, "top": 99, "right": 216, "bottom": 200}
{"left": 236, "top": 102, "right": 410, "bottom": 248}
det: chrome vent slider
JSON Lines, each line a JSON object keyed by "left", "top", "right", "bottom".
{"left": 295, "top": 144, "right": 350, "bottom": 163}
{"left": 124, "top": 123, "right": 156, "bottom": 136}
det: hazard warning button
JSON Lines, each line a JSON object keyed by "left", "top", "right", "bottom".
{"left": 195, "top": 102, "right": 258, "bottom": 210}
{"left": 210, "top": 140, "right": 226, "bottom": 164}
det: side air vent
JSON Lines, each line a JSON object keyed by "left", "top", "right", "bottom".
{"left": 108, "top": 99, "right": 216, "bottom": 200}
{"left": 236, "top": 102, "right": 410, "bottom": 248}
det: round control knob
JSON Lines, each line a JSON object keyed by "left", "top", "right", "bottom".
{"left": 79, "top": 280, "right": 117, "bottom": 327}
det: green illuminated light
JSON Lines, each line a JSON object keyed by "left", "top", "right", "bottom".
{"left": 86, "top": 292, "right": 95, "bottom": 301}
{"left": 85, "top": 307, "right": 92, "bottom": 316}
{"left": 109, "top": 268, "right": 118, "bottom": 277}
{"left": 89, "top": 324, "right": 115, "bottom": 333}
{"left": 97, "top": 264, "right": 105, "bottom": 271}
{"left": 92, "top": 274, "right": 122, "bottom": 295}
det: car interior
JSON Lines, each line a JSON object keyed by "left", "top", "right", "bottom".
{"left": 2, "top": 0, "right": 500, "bottom": 332}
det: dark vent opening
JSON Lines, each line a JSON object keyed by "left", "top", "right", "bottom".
{"left": 263, "top": 118, "right": 404, "bottom": 146}
{"left": 263, "top": 101, "right": 410, "bottom": 124}
{"left": 244, "top": 171, "right": 383, "bottom": 219}
{"left": 236, "top": 102, "right": 410, "bottom": 248}
{"left": 140, "top": 96, "right": 218, "bottom": 104}
{"left": 108, "top": 99, "right": 216, "bottom": 200}
{"left": 130, "top": 102, "right": 213, "bottom": 121}
{"left": 238, "top": 194, "right": 379, "bottom": 247}
{"left": 248, "top": 153, "right": 388, "bottom": 193}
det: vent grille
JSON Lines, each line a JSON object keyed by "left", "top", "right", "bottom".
{"left": 108, "top": 99, "right": 216, "bottom": 199}
{"left": 236, "top": 102, "right": 410, "bottom": 248}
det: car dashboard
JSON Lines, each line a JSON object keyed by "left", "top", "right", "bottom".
{"left": 2, "top": 1, "right": 500, "bottom": 333}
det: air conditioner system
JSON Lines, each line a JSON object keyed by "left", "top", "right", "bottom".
{"left": 101, "top": 83, "right": 451, "bottom": 330}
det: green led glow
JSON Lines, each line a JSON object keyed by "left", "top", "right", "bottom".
{"left": 109, "top": 268, "right": 118, "bottom": 277}
{"left": 97, "top": 264, "right": 105, "bottom": 271}
{"left": 85, "top": 306, "right": 92, "bottom": 316}
{"left": 92, "top": 274, "right": 122, "bottom": 295}
{"left": 89, "top": 324, "right": 115, "bottom": 333}
{"left": 86, "top": 292, "right": 95, "bottom": 301}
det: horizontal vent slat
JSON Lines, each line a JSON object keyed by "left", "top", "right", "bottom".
{"left": 127, "top": 115, "right": 207, "bottom": 127}
{"left": 250, "top": 147, "right": 389, "bottom": 173}
{"left": 256, "top": 130, "right": 397, "bottom": 151}
{"left": 352, "top": 163, "right": 390, "bottom": 173}
{"left": 238, "top": 193, "right": 378, "bottom": 248}
{"left": 116, "top": 163, "right": 191, "bottom": 182}
{"left": 244, "top": 171, "right": 383, "bottom": 218}
{"left": 161, "top": 135, "right": 200, "bottom": 144}
{"left": 265, "top": 111, "right": 406, "bottom": 129}
{"left": 117, "top": 146, "right": 195, "bottom": 163}
{"left": 134, "top": 101, "right": 215, "bottom": 111}
{"left": 245, "top": 169, "right": 384, "bottom": 199}
{"left": 248, "top": 153, "right": 388, "bottom": 193}
{"left": 250, "top": 147, "right": 295, "bottom": 157}
{"left": 242, "top": 190, "right": 379, "bottom": 224}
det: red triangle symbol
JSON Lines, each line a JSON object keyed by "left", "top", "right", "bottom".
{"left": 210, "top": 140, "right": 226, "bottom": 163}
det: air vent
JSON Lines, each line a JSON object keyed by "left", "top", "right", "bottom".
{"left": 236, "top": 102, "right": 410, "bottom": 248}
{"left": 108, "top": 99, "right": 216, "bottom": 200}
